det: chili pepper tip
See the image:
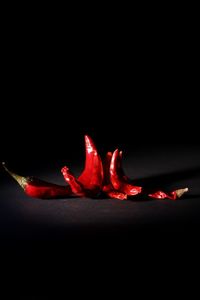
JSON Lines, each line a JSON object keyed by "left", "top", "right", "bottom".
{"left": 1, "top": 162, "right": 27, "bottom": 190}
{"left": 2, "top": 161, "right": 6, "bottom": 168}
{"left": 2, "top": 162, "right": 9, "bottom": 171}
{"left": 176, "top": 187, "right": 189, "bottom": 198}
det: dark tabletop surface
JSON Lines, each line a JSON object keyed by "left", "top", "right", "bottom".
{"left": 1, "top": 145, "right": 200, "bottom": 248}
{"left": 1, "top": 145, "right": 200, "bottom": 298}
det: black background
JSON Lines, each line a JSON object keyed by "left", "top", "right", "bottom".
{"left": 1, "top": 6, "right": 200, "bottom": 299}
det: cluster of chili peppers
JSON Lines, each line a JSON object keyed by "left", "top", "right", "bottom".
{"left": 2, "top": 135, "right": 188, "bottom": 200}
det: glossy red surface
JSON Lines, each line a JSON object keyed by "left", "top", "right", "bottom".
{"left": 2, "top": 136, "right": 188, "bottom": 201}
{"left": 148, "top": 190, "right": 176, "bottom": 200}
{"left": 102, "top": 151, "right": 127, "bottom": 200}
{"left": 25, "top": 182, "right": 72, "bottom": 199}
{"left": 78, "top": 135, "right": 103, "bottom": 195}
{"left": 61, "top": 166, "right": 84, "bottom": 196}
{"left": 110, "top": 149, "right": 142, "bottom": 196}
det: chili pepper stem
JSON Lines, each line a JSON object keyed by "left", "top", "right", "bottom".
{"left": 175, "top": 187, "right": 188, "bottom": 198}
{"left": 2, "top": 162, "right": 27, "bottom": 190}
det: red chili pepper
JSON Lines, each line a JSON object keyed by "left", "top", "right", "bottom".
{"left": 78, "top": 135, "right": 103, "bottom": 194}
{"left": 2, "top": 162, "right": 72, "bottom": 199}
{"left": 148, "top": 188, "right": 188, "bottom": 200}
{"left": 110, "top": 149, "right": 142, "bottom": 196}
{"left": 2, "top": 136, "right": 189, "bottom": 201}
{"left": 102, "top": 151, "right": 127, "bottom": 200}
{"left": 61, "top": 135, "right": 103, "bottom": 197}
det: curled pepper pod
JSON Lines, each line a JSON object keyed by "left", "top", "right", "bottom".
{"left": 102, "top": 151, "right": 127, "bottom": 200}
{"left": 2, "top": 162, "right": 72, "bottom": 199}
{"left": 148, "top": 188, "right": 188, "bottom": 200}
{"left": 110, "top": 149, "right": 142, "bottom": 196}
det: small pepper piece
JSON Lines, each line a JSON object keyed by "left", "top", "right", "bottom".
{"left": 2, "top": 162, "right": 72, "bottom": 199}
{"left": 148, "top": 188, "right": 189, "bottom": 200}
{"left": 106, "top": 190, "right": 127, "bottom": 200}
{"left": 110, "top": 149, "right": 142, "bottom": 196}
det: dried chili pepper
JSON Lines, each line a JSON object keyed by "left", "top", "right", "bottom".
{"left": 2, "top": 162, "right": 72, "bottom": 199}
{"left": 100, "top": 149, "right": 188, "bottom": 201}
{"left": 110, "top": 149, "right": 142, "bottom": 196}
{"left": 148, "top": 188, "right": 188, "bottom": 200}
{"left": 78, "top": 135, "right": 103, "bottom": 194}
{"left": 61, "top": 135, "right": 103, "bottom": 197}
{"left": 102, "top": 151, "right": 127, "bottom": 200}
{"left": 2, "top": 135, "right": 189, "bottom": 202}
